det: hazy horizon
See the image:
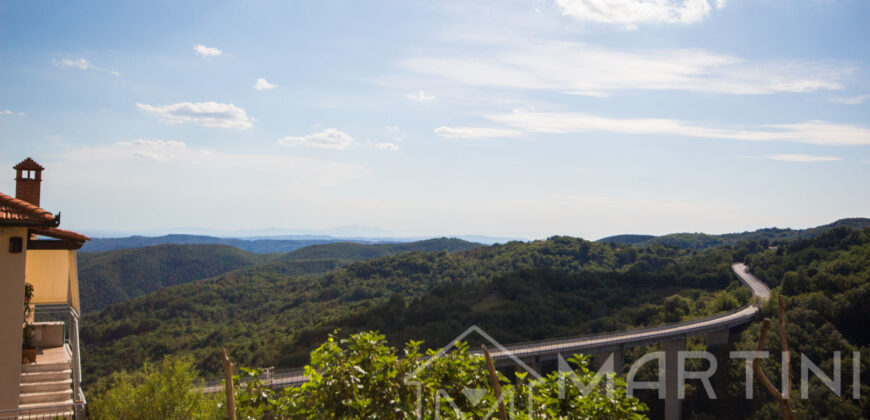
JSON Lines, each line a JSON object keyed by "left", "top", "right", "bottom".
{"left": 70, "top": 216, "right": 868, "bottom": 243}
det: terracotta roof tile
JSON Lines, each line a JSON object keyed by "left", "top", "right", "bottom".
{"left": 0, "top": 192, "right": 58, "bottom": 227}
{"left": 30, "top": 227, "right": 90, "bottom": 243}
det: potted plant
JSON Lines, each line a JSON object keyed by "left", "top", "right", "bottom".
{"left": 22, "top": 282, "right": 36, "bottom": 364}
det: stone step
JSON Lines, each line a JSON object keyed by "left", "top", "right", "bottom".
{"left": 19, "top": 379, "right": 72, "bottom": 394}
{"left": 20, "top": 369, "right": 72, "bottom": 383}
{"left": 19, "top": 389, "right": 72, "bottom": 405}
{"left": 22, "top": 361, "right": 71, "bottom": 373}
{"left": 17, "top": 400, "right": 74, "bottom": 419}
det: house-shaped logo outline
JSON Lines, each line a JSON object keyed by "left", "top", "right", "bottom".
{"left": 403, "top": 325, "right": 544, "bottom": 418}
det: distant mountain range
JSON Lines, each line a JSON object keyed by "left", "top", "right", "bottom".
{"left": 80, "top": 233, "right": 518, "bottom": 253}
{"left": 80, "top": 235, "right": 357, "bottom": 254}
{"left": 596, "top": 217, "right": 870, "bottom": 249}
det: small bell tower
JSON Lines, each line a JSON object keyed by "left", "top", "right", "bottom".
{"left": 14, "top": 157, "right": 45, "bottom": 207}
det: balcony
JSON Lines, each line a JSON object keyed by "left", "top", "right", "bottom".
{"left": 15, "top": 246, "right": 86, "bottom": 419}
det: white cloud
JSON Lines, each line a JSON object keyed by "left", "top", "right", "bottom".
{"left": 400, "top": 41, "right": 848, "bottom": 96}
{"left": 385, "top": 126, "right": 400, "bottom": 131}
{"left": 406, "top": 91, "right": 436, "bottom": 102}
{"left": 52, "top": 58, "right": 120, "bottom": 76}
{"left": 1, "top": 110, "right": 25, "bottom": 116}
{"left": 833, "top": 94, "right": 870, "bottom": 105}
{"left": 434, "top": 126, "right": 524, "bottom": 139}
{"left": 765, "top": 154, "right": 841, "bottom": 163}
{"left": 373, "top": 142, "right": 400, "bottom": 151}
{"left": 562, "top": 90, "right": 611, "bottom": 98}
{"left": 555, "top": 0, "right": 715, "bottom": 27}
{"left": 278, "top": 128, "right": 355, "bottom": 150}
{"left": 194, "top": 44, "right": 222, "bottom": 57}
{"left": 137, "top": 101, "right": 253, "bottom": 129}
{"left": 488, "top": 111, "right": 870, "bottom": 146}
{"left": 55, "top": 140, "right": 369, "bottom": 190}
{"left": 253, "top": 78, "right": 278, "bottom": 90}
{"left": 115, "top": 139, "right": 189, "bottom": 162}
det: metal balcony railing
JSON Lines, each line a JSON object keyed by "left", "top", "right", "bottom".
{"left": 28, "top": 305, "right": 86, "bottom": 419}
{"left": 0, "top": 402, "right": 81, "bottom": 420}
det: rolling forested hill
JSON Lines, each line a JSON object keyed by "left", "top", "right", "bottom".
{"left": 76, "top": 222, "right": 870, "bottom": 419}
{"left": 598, "top": 217, "right": 870, "bottom": 249}
{"left": 78, "top": 238, "right": 483, "bottom": 313}
{"left": 80, "top": 236, "right": 750, "bottom": 384}
{"left": 78, "top": 244, "right": 272, "bottom": 313}
{"left": 279, "top": 237, "right": 483, "bottom": 261}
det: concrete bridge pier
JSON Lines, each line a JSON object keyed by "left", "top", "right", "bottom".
{"left": 706, "top": 329, "right": 729, "bottom": 349}
{"left": 707, "top": 328, "right": 733, "bottom": 418}
{"left": 664, "top": 337, "right": 687, "bottom": 420}
{"left": 593, "top": 348, "right": 624, "bottom": 375}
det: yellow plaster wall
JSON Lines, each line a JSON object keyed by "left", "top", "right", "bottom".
{"left": 0, "top": 227, "right": 27, "bottom": 410}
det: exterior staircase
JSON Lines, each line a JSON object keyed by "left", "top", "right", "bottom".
{"left": 18, "top": 346, "right": 74, "bottom": 418}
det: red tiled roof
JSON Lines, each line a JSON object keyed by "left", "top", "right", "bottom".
{"left": 0, "top": 192, "right": 58, "bottom": 227}
{"left": 13, "top": 158, "right": 44, "bottom": 171}
{"left": 31, "top": 227, "right": 90, "bottom": 243}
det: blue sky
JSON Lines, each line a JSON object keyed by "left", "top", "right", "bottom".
{"left": 1, "top": 0, "right": 868, "bottom": 239}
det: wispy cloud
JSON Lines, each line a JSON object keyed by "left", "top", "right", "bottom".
{"left": 401, "top": 41, "right": 848, "bottom": 96}
{"left": 434, "top": 126, "right": 524, "bottom": 139}
{"left": 52, "top": 58, "right": 120, "bottom": 76}
{"left": 488, "top": 111, "right": 870, "bottom": 145}
{"left": 194, "top": 44, "right": 222, "bottom": 57}
{"left": 562, "top": 90, "right": 611, "bottom": 98}
{"left": 373, "top": 142, "right": 400, "bottom": 151}
{"left": 833, "top": 94, "right": 870, "bottom": 105}
{"left": 253, "top": 78, "right": 278, "bottom": 90}
{"left": 765, "top": 154, "right": 841, "bottom": 163}
{"left": 278, "top": 128, "right": 355, "bottom": 150}
{"left": 116, "top": 139, "right": 188, "bottom": 162}
{"left": 1, "top": 110, "right": 26, "bottom": 116}
{"left": 555, "top": 0, "right": 717, "bottom": 28}
{"left": 137, "top": 101, "right": 253, "bottom": 129}
{"left": 406, "top": 91, "right": 435, "bottom": 102}
{"left": 56, "top": 140, "right": 369, "bottom": 189}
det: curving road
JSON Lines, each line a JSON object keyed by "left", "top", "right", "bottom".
{"left": 485, "top": 262, "right": 770, "bottom": 360}
{"left": 203, "top": 263, "right": 770, "bottom": 391}
{"left": 732, "top": 262, "right": 771, "bottom": 302}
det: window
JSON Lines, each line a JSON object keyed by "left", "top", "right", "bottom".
{"left": 9, "top": 237, "right": 23, "bottom": 253}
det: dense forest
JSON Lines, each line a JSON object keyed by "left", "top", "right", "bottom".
{"left": 721, "top": 226, "right": 870, "bottom": 419}
{"left": 81, "top": 236, "right": 750, "bottom": 387}
{"left": 78, "top": 222, "right": 870, "bottom": 418}
{"left": 78, "top": 238, "right": 481, "bottom": 312}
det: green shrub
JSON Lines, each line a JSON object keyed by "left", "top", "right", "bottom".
{"left": 88, "top": 355, "right": 221, "bottom": 420}
{"left": 234, "top": 330, "right": 648, "bottom": 419}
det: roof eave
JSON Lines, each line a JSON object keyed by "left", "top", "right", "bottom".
{"left": 0, "top": 215, "right": 60, "bottom": 228}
